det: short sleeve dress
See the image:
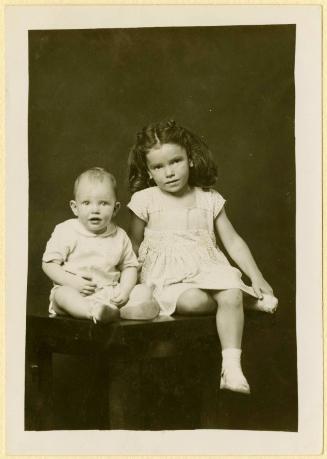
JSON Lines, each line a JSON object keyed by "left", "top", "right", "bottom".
{"left": 128, "top": 186, "right": 256, "bottom": 315}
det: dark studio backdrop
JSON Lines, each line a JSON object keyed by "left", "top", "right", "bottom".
{"left": 27, "top": 25, "right": 296, "bottom": 430}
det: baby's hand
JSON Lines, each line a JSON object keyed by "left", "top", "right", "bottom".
{"left": 251, "top": 276, "right": 273, "bottom": 300}
{"left": 72, "top": 275, "right": 97, "bottom": 296}
{"left": 110, "top": 291, "right": 129, "bottom": 307}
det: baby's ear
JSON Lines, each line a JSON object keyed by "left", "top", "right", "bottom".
{"left": 114, "top": 201, "right": 121, "bottom": 216}
{"left": 70, "top": 200, "right": 78, "bottom": 216}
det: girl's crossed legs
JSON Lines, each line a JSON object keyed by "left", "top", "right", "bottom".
{"left": 176, "top": 287, "right": 250, "bottom": 394}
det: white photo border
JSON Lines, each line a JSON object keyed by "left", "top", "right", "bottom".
{"left": 5, "top": 5, "right": 323, "bottom": 455}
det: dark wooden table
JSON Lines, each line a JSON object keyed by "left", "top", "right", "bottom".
{"left": 25, "top": 309, "right": 279, "bottom": 431}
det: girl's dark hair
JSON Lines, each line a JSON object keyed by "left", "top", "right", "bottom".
{"left": 128, "top": 120, "right": 218, "bottom": 194}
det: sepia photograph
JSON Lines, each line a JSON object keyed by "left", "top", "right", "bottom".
{"left": 5, "top": 5, "right": 322, "bottom": 455}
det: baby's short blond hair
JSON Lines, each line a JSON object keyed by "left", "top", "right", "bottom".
{"left": 73, "top": 167, "right": 117, "bottom": 198}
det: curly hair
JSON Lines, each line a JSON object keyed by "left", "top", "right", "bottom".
{"left": 128, "top": 120, "right": 218, "bottom": 194}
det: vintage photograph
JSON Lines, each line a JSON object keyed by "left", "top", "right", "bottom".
{"left": 25, "top": 23, "right": 296, "bottom": 432}
{"left": 5, "top": 5, "right": 322, "bottom": 455}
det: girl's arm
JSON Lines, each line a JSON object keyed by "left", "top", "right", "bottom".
{"left": 214, "top": 208, "right": 273, "bottom": 298}
{"left": 42, "top": 261, "right": 97, "bottom": 296}
{"left": 129, "top": 213, "right": 146, "bottom": 256}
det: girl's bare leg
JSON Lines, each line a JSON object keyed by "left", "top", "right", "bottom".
{"left": 213, "top": 288, "right": 250, "bottom": 394}
{"left": 176, "top": 288, "right": 217, "bottom": 314}
{"left": 120, "top": 284, "right": 160, "bottom": 320}
{"left": 213, "top": 289, "right": 244, "bottom": 349}
{"left": 53, "top": 286, "right": 119, "bottom": 323}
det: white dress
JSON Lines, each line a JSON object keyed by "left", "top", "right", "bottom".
{"left": 128, "top": 186, "right": 257, "bottom": 316}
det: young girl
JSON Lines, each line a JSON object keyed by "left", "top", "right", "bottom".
{"left": 127, "top": 120, "right": 278, "bottom": 394}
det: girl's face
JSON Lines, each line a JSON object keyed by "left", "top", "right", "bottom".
{"left": 146, "top": 143, "right": 191, "bottom": 196}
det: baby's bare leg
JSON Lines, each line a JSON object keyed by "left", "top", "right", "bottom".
{"left": 53, "top": 286, "right": 119, "bottom": 323}
{"left": 120, "top": 284, "right": 160, "bottom": 320}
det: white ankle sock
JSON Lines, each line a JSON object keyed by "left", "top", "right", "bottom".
{"left": 222, "top": 348, "right": 242, "bottom": 369}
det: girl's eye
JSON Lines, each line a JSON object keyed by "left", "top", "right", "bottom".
{"left": 100, "top": 201, "right": 108, "bottom": 206}
{"left": 82, "top": 201, "right": 89, "bottom": 205}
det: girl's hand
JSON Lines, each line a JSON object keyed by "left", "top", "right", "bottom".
{"left": 72, "top": 275, "right": 97, "bottom": 296}
{"left": 251, "top": 275, "right": 274, "bottom": 299}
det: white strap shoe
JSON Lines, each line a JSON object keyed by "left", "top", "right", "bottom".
{"left": 220, "top": 365, "right": 251, "bottom": 394}
{"left": 253, "top": 294, "right": 278, "bottom": 313}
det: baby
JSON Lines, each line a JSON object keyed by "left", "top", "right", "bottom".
{"left": 42, "top": 167, "right": 159, "bottom": 323}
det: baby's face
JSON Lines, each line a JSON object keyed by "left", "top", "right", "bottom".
{"left": 70, "top": 177, "right": 119, "bottom": 234}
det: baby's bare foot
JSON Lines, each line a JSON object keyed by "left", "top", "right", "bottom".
{"left": 90, "top": 303, "right": 120, "bottom": 323}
